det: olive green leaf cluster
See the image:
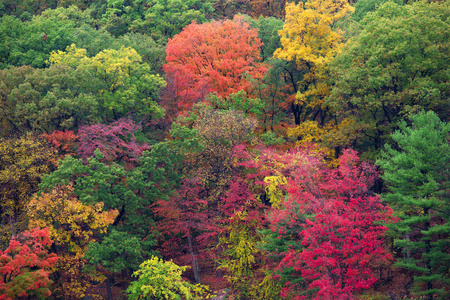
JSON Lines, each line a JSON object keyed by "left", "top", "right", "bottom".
{"left": 329, "top": 1, "right": 449, "bottom": 156}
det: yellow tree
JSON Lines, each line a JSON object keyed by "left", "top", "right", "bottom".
{"left": 0, "top": 133, "right": 57, "bottom": 246}
{"left": 274, "top": 0, "right": 353, "bottom": 144}
{"left": 218, "top": 211, "right": 261, "bottom": 299}
{"left": 27, "top": 185, "right": 118, "bottom": 299}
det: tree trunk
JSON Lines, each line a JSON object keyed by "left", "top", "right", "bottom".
{"left": 106, "top": 275, "right": 114, "bottom": 300}
{"left": 187, "top": 233, "right": 201, "bottom": 283}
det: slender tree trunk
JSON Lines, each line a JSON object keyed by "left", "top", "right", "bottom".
{"left": 106, "top": 275, "right": 113, "bottom": 300}
{"left": 424, "top": 209, "right": 433, "bottom": 300}
{"left": 216, "top": 234, "right": 223, "bottom": 278}
{"left": 405, "top": 234, "right": 411, "bottom": 259}
{"left": 187, "top": 233, "right": 201, "bottom": 283}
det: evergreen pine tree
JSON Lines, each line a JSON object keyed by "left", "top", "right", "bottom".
{"left": 377, "top": 111, "right": 450, "bottom": 299}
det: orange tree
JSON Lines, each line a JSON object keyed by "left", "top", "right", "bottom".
{"left": 162, "top": 16, "right": 267, "bottom": 115}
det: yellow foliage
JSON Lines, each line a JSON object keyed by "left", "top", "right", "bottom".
{"left": 0, "top": 133, "right": 57, "bottom": 245}
{"left": 188, "top": 105, "right": 258, "bottom": 202}
{"left": 264, "top": 175, "right": 287, "bottom": 209}
{"left": 49, "top": 44, "right": 142, "bottom": 91}
{"left": 275, "top": 0, "right": 353, "bottom": 112}
{"left": 27, "top": 185, "right": 118, "bottom": 298}
{"left": 28, "top": 185, "right": 117, "bottom": 249}
{"left": 250, "top": 273, "right": 283, "bottom": 300}
{"left": 127, "top": 256, "right": 211, "bottom": 300}
{"left": 218, "top": 211, "right": 260, "bottom": 297}
{"left": 287, "top": 117, "right": 361, "bottom": 167}
{"left": 48, "top": 44, "right": 88, "bottom": 67}
{"left": 48, "top": 44, "right": 166, "bottom": 117}
{"left": 275, "top": 0, "right": 353, "bottom": 68}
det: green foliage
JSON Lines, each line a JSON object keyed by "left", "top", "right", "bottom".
{"left": 329, "top": 0, "right": 450, "bottom": 157}
{"left": 115, "top": 32, "right": 166, "bottom": 74}
{"left": 100, "top": 0, "right": 215, "bottom": 40}
{"left": 39, "top": 150, "right": 138, "bottom": 224}
{"left": 247, "top": 15, "right": 284, "bottom": 62}
{"left": 245, "top": 13, "right": 296, "bottom": 131}
{"left": 126, "top": 256, "right": 208, "bottom": 300}
{"left": 352, "top": 0, "right": 403, "bottom": 23}
{"left": 0, "top": 0, "right": 57, "bottom": 18}
{"left": 0, "top": 6, "right": 92, "bottom": 68}
{"left": 206, "top": 91, "right": 265, "bottom": 117}
{"left": 377, "top": 111, "right": 450, "bottom": 298}
{"left": 0, "top": 64, "right": 101, "bottom": 135}
{"left": 246, "top": 15, "right": 290, "bottom": 133}
{"left": 140, "top": 0, "right": 215, "bottom": 40}
{"left": 0, "top": 3, "right": 165, "bottom": 74}
{"left": 260, "top": 131, "right": 285, "bottom": 146}
{"left": 84, "top": 229, "right": 145, "bottom": 273}
{"left": 49, "top": 44, "right": 166, "bottom": 120}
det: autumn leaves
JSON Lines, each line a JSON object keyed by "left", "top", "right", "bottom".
{"left": 0, "top": 0, "right": 449, "bottom": 299}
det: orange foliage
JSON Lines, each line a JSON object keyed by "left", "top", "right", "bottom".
{"left": 163, "top": 16, "right": 267, "bottom": 113}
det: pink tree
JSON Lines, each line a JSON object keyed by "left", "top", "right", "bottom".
{"left": 77, "top": 119, "right": 148, "bottom": 167}
{"left": 154, "top": 177, "right": 219, "bottom": 284}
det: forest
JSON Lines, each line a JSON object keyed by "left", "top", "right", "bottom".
{"left": 0, "top": 0, "right": 448, "bottom": 299}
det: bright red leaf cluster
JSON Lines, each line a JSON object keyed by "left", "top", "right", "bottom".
{"left": 0, "top": 228, "right": 58, "bottom": 300}
{"left": 270, "top": 150, "right": 393, "bottom": 299}
{"left": 43, "top": 130, "right": 78, "bottom": 158}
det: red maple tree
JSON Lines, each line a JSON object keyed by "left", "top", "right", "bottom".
{"left": 42, "top": 130, "right": 78, "bottom": 158}
{"left": 163, "top": 16, "right": 267, "bottom": 115}
{"left": 271, "top": 150, "right": 393, "bottom": 299}
{"left": 0, "top": 228, "right": 58, "bottom": 300}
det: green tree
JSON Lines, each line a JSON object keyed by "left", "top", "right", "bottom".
{"left": 100, "top": 0, "right": 215, "bottom": 40}
{"left": 377, "top": 111, "right": 450, "bottom": 299}
{"left": 352, "top": 0, "right": 403, "bottom": 23}
{"left": 84, "top": 229, "right": 145, "bottom": 300}
{"left": 0, "top": 64, "right": 100, "bottom": 136}
{"left": 329, "top": 1, "right": 449, "bottom": 158}
{"left": 38, "top": 150, "right": 150, "bottom": 236}
{"left": 247, "top": 15, "right": 296, "bottom": 133}
{"left": 126, "top": 256, "right": 208, "bottom": 300}
{"left": 0, "top": 0, "right": 57, "bottom": 19}
{"left": 140, "top": 0, "right": 216, "bottom": 41}
{"left": 0, "top": 6, "right": 92, "bottom": 68}
{"left": 49, "top": 44, "right": 166, "bottom": 120}
{"left": 212, "top": 0, "right": 252, "bottom": 20}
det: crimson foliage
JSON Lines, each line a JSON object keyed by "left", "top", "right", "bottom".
{"left": 259, "top": 149, "right": 393, "bottom": 299}
{"left": 0, "top": 228, "right": 58, "bottom": 300}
